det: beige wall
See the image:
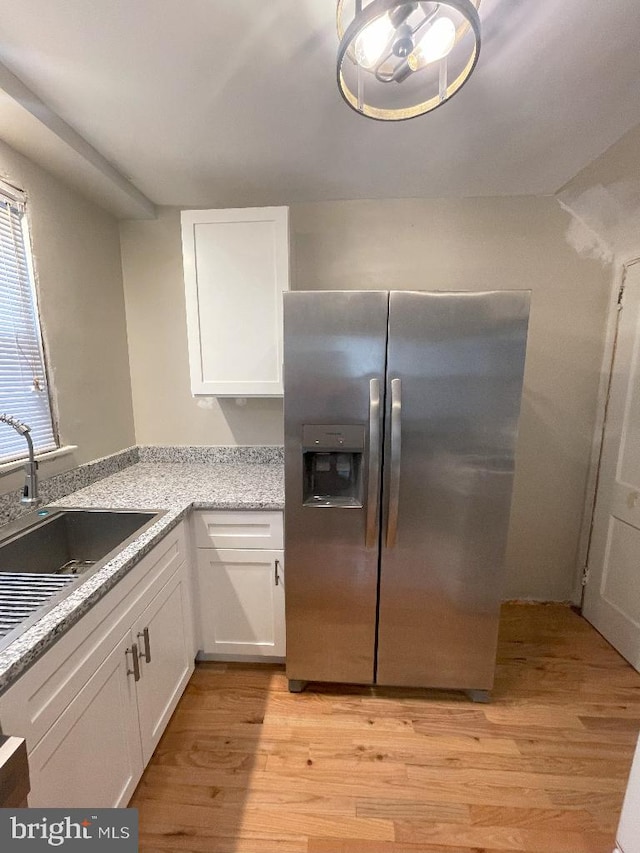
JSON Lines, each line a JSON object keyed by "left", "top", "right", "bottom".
{"left": 121, "top": 197, "right": 612, "bottom": 600}
{"left": 557, "top": 122, "right": 640, "bottom": 263}
{"left": 0, "top": 139, "right": 135, "bottom": 495}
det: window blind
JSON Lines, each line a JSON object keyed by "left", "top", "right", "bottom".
{"left": 0, "top": 181, "right": 57, "bottom": 463}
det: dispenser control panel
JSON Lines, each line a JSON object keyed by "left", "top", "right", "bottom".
{"left": 302, "top": 424, "right": 365, "bottom": 452}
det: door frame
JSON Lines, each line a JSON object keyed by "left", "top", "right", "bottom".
{"left": 573, "top": 256, "right": 640, "bottom": 606}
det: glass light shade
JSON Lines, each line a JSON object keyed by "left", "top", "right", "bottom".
{"left": 336, "top": 0, "right": 482, "bottom": 121}
{"left": 354, "top": 13, "right": 395, "bottom": 69}
{"left": 410, "top": 16, "right": 457, "bottom": 69}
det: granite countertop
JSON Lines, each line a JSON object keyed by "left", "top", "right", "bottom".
{"left": 53, "top": 461, "right": 284, "bottom": 513}
{"left": 0, "top": 459, "right": 284, "bottom": 694}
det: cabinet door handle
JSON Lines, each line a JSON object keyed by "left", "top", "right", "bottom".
{"left": 274, "top": 559, "right": 281, "bottom": 586}
{"left": 137, "top": 627, "right": 151, "bottom": 663}
{"left": 126, "top": 643, "right": 141, "bottom": 682}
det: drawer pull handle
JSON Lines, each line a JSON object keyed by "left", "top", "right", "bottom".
{"left": 126, "top": 643, "right": 141, "bottom": 682}
{"left": 274, "top": 559, "right": 281, "bottom": 586}
{"left": 137, "top": 627, "right": 151, "bottom": 663}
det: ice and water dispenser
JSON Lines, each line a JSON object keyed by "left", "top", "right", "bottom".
{"left": 302, "top": 424, "right": 364, "bottom": 507}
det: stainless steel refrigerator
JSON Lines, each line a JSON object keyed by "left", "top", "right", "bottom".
{"left": 283, "top": 290, "right": 530, "bottom": 699}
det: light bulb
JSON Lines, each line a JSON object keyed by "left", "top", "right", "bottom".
{"left": 408, "top": 16, "right": 456, "bottom": 71}
{"left": 354, "top": 13, "right": 395, "bottom": 70}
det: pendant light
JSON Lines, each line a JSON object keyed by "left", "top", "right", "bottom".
{"left": 337, "top": 0, "right": 481, "bottom": 121}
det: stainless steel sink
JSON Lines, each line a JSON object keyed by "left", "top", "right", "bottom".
{"left": 0, "top": 507, "right": 165, "bottom": 650}
{"left": 0, "top": 509, "right": 161, "bottom": 575}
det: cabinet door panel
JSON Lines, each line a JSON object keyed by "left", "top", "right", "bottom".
{"left": 197, "top": 549, "right": 285, "bottom": 657}
{"left": 134, "top": 563, "right": 195, "bottom": 764}
{"left": 181, "top": 206, "right": 289, "bottom": 396}
{"left": 28, "top": 633, "right": 143, "bottom": 808}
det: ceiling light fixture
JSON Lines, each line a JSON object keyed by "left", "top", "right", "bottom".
{"left": 337, "top": 0, "right": 481, "bottom": 121}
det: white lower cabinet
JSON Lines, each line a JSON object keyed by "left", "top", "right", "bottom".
{"left": 27, "top": 632, "right": 143, "bottom": 808}
{"left": 134, "top": 565, "right": 193, "bottom": 763}
{"left": 197, "top": 549, "right": 285, "bottom": 657}
{"left": 0, "top": 509, "right": 285, "bottom": 807}
{"left": 193, "top": 510, "right": 285, "bottom": 659}
{"left": 0, "top": 522, "right": 195, "bottom": 809}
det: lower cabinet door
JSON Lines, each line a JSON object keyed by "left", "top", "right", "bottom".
{"left": 197, "top": 548, "right": 285, "bottom": 658}
{"left": 28, "top": 632, "right": 143, "bottom": 808}
{"left": 134, "top": 563, "right": 195, "bottom": 764}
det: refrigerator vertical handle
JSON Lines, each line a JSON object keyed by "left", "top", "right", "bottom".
{"left": 365, "top": 378, "right": 381, "bottom": 548}
{"left": 386, "top": 378, "right": 402, "bottom": 548}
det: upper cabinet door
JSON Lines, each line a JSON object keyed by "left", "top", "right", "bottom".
{"left": 181, "top": 206, "right": 290, "bottom": 396}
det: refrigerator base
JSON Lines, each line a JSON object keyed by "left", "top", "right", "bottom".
{"left": 287, "top": 678, "right": 492, "bottom": 703}
{"left": 466, "top": 689, "right": 491, "bottom": 704}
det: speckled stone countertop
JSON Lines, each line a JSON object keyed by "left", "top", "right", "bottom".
{"left": 54, "top": 460, "right": 284, "bottom": 513}
{"left": 0, "top": 459, "right": 284, "bottom": 695}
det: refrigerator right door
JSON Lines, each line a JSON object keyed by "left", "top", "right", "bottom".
{"left": 376, "top": 291, "right": 530, "bottom": 690}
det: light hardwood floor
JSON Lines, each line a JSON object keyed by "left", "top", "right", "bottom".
{"left": 131, "top": 604, "right": 640, "bottom": 853}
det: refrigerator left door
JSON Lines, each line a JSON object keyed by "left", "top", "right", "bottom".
{"left": 284, "top": 291, "right": 389, "bottom": 685}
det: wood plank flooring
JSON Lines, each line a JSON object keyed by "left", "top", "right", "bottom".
{"left": 130, "top": 604, "right": 640, "bottom": 852}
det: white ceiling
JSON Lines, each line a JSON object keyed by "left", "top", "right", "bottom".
{"left": 0, "top": 0, "right": 639, "bottom": 211}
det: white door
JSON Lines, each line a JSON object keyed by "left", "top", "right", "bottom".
{"left": 584, "top": 262, "right": 640, "bottom": 669}
{"left": 617, "top": 735, "right": 640, "bottom": 853}
{"left": 134, "top": 564, "right": 195, "bottom": 764}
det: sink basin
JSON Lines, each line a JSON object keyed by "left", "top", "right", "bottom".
{"left": 0, "top": 509, "right": 161, "bottom": 575}
{"left": 0, "top": 507, "right": 165, "bottom": 650}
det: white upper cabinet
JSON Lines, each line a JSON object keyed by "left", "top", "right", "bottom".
{"left": 181, "top": 206, "right": 290, "bottom": 397}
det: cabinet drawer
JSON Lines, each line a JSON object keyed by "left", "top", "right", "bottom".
{"left": 194, "top": 511, "right": 283, "bottom": 549}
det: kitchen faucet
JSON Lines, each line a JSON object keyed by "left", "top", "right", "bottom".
{"left": 0, "top": 414, "right": 41, "bottom": 508}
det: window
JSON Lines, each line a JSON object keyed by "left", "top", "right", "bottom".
{"left": 0, "top": 179, "right": 57, "bottom": 464}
